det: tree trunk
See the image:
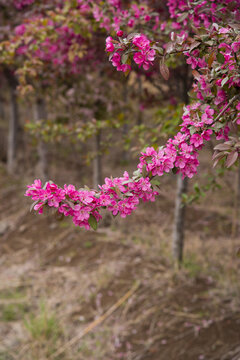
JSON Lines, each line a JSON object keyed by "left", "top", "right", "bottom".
{"left": 0, "top": 97, "right": 6, "bottom": 163}
{"left": 137, "top": 75, "right": 143, "bottom": 126}
{"left": 34, "top": 98, "right": 48, "bottom": 183}
{"left": 122, "top": 79, "right": 130, "bottom": 163}
{"left": 231, "top": 162, "right": 240, "bottom": 237}
{"left": 7, "top": 78, "right": 19, "bottom": 175}
{"left": 0, "top": 96, "right": 5, "bottom": 120}
{"left": 172, "top": 65, "right": 190, "bottom": 265}
{"left": 172, "top": 175, "right": 188, "bottom": 265}
{"left": 93, "top": 130, "right": 102, "bottom": 189}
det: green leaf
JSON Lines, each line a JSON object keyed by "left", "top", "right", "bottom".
{"left": 216, "top": 53, "right": 225, "bottom": 64}
{"left": 150, "top": 178, "right": 161, "bottom": 186}
{"left": 88, "top": 215, "right": 98, "bottom": 231}
{"left": 152, "top": 45, "right": 164, "bottom": 55}
{"left": 30, "top": 200, "right": 39, "bottom": 212}
{"left": 221, "top": 77, "right": 229, "bottom": 87}
{"left": 177, "top": 12, "right": 189, "bottom": 22}
{"left": 213, "top": 122, "right": 225, "bottom": 130}
{"left": 72, "top": 23, "right": 82, "bottom": 34}
{"left": 193, "top": 183, "right": 200, "bottom": 194}
{"left": 122, "top": 179, "right": 133, "bottom": 185}
{"left": 189, "top": 126, "right": 196, "bottom": 135}
{"left": 121, "top": 53, "right": 129, "bottom": 64}
{"left": 159, "top": 59, "right": 170, "bottom": 80}
{"left": 141, "top": 164, "right": 148, "bottom": 177}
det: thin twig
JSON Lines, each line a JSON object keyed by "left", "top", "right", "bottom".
{"left": 50, "top": 280, "right": 140, "bottom": 359}
{"left": 163, "top": 309, "right": 202, "bottom": 319}
{"left": 212, "top": 94, "right": 240, "bottom": 124}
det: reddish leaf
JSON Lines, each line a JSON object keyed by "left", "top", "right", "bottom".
{"left": 213, "top": 155, "right": 225, "bottom": 168}
{"left": 208, "top": 51, "right": 216, "bottom": 68}
{"left": 192, "top": 70, "right": 201, "bottom": 80}
{"left": 226, "top": 151, "right": 238, "bottom": 168}
{"left": 213, "top": 152, "right": 227, "bottom": 167}
{"left": 189, "top": 41, "right": 201, "bottom": 52}
{"left": 228, "top": 121, "right": 238, "bottom": 133}
{"left": 212, "top": 151, "right": 228, "bottom": 160}
{"left": 214, "top": 143, "right": 231, "bottom": 151}
{"left": 159, "top": 59, "right": 170, "bottom": 80}
{"left": 165, "top": 42, "right": 174, "bottom": 54}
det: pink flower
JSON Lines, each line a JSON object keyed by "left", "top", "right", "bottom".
{"left": 106, "top": 36, "right": 115, "bottom": 52}
{"left": 74, "top": 204, "right": 91, "bottom": 221}
{"left": 214, "top": 89, "right": 226, "bottom": 106}
{"left": 79, "top": 190, "right": 95, "bottom": 204}
{"left": 160, "top": 21, "right": 166, "bottom": 31}
{"left": 99, "top": 194, "right": 112, "bottom": 206}
{"left": 117, "top": 30, "right": 123, "bottom": 37}
{"left": 232, "top": 42, "right": 240, "bottom": 52}
{"left": 121, "top": 64, "right": 131, "bottom": 72}
{"left": 128, "top": 19, "right": 135, "bottom": 27}
{"left": 133, "top": 49, "right": 155, "bottom": 70}
{"left": 186, "top": 55, "right": 198, "bottom": 69}
{"left": 202, "top": 129, "right": 212, "bottom": 141}
{"left": 132, "top": 35, "right": 150, "bottom": 50}
{"left": 34, "top": 202, "right": 44, "bottom": 214}
{"left": 175, "top": 156, "right": 186, "bottom": 169}
{"left": 111, "top": 52, "right": 121, "bottom": 67}
{"left": 219, "top": 27, "right": 229, "bottom": 34}
{"left": 190, "top": 134, "right": 203, "bottom": 148}
{"left": 180, "top": 143, "right": 193, "bottom": 158}
{"left": 15, "top": 24, "right": 26, "bottom": 36}
{"left": 16, "top": 45, "right": 28, "bottom": 55}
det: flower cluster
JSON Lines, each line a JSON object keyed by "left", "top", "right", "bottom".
{"left": 25, "top": 172, "right": 158, "bottom": 230}
{"left": 13, "top": 14, "right": 87, "bottom": 76}
{"left": 13, "top": 0, "right": 35, "bottom": 9}
{"left": 26, "top": 100, "right": 224, "bottom": 229}
{"left": 106, "top": 34, "right": 156, "bottom": 72}
{"left": 138, "top": 104, "right": 215, "bottom": 179}
{"left": 24, "top": 0, "right": 240, "bottom": 230}
{"left": 167, "top": 0, "right": 239, "bottom": 29}
{"left": 132, "top": 35, "right": 156, "bottom": 70}
{"left": 92, "top": 1, "right": 153, "bottom": 32}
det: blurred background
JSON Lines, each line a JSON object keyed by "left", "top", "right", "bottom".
{"left": 0, "top": 69, "right": 240, "bottom": 360}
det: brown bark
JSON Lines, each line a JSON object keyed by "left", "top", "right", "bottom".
{"left": 137, "top": 76, "right": 143, "bottom": 126}
{"left": 172, "top": 64, "right": 190, "bottom": 264}
{"left": 6, "top": 74, "right": 19, "bottom": 175}
{"left": 34, "top": 98, "right": 48, "bottom": 183}
{"left": 231, "top": 161, "right": 240, "bottom": 237}
{"left": 0, "top": 97, "right": 7, "bottom": 163}
{"left": 122, "top": 79, "right": 130, "bottom": 163}
{"left": 93, "top": 130, "right": 102, "bottom": 189}
{"left": 172, "top": 175, "right": 188, "bottom": 264}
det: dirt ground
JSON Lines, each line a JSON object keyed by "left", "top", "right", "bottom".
{"left": 0, "top": 151, "right": 240, "bottom": 360}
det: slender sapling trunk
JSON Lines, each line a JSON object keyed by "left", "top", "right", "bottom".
{"left": 34, "top": 98, "right": 48, "bottom": 183}
{"left": 172, "top": 65, "right": 190, "bottom": 265}
{"left": 7, "top": 76, "right": 19, "bottom": 175}
{"left": 172, "top": 175, "right": 188, "bottom": 264}
{"left": 93, "top": 130, "right": 102, "bottom": 189}
{"left": 232, "top": 161, "right": 240, "bottom": 237}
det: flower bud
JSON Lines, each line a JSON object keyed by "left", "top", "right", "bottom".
{"left": 117, "top": 30, "right": 123, "bottom": 37}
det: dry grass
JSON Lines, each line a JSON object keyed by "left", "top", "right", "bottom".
{"left": 0, "top": 156, "right": 240, "bottom": 360}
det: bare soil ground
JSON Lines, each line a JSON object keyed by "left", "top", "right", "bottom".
{"left": 0, "top": 154, "right": 239, "bottom": 360}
